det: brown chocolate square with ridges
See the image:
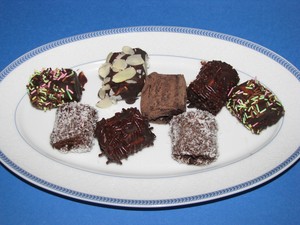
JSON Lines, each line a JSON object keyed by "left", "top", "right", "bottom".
{"left": 140, "top": 72, "right": 187, "bottom": 123}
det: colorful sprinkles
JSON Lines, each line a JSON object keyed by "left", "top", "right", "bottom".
{"left": 26, "top": 68, "right": 87, "bottom": 111}
{"left": 226, "top": 79, "right": 285, "bottom": 134}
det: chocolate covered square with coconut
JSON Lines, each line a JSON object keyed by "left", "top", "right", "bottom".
{"left": 169, "top": 110, "right": 219, "bottom": 166}
{"left": 50, "top": 102, "right": 98, "bottom": 153}
{"left": 96, "top": 46, "right": 149, "bottom": 108}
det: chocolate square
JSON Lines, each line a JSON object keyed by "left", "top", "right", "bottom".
{"left": 27, "top": 68, "right": 87, "bottom": 111}
{"left": 187, "top": 60, "right": 240, "bottom": 115}
{"left": 169, "top": 110, "right": 219, "bottom": 166}
{"left": 140, "top": 72, "right": 187, "bottom": 123}
{"left": 95, "top": 107, "right": 156, "bottom": 164}
{"left": 50, "top": 102, "right": 98, "bottom": 152}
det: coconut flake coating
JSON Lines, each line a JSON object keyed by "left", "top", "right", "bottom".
{"left": 50, "top": 102, "right": 98, "bottom": 153}
{"left": 169, "top": 110, "right": 218, "bottom": 166}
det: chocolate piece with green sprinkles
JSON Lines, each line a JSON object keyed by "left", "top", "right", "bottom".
{"left": 26, "top": 68, "right": 87, "bottom": 111}
{"left": 226, "top": 79, "right": 285, "bottom": 134}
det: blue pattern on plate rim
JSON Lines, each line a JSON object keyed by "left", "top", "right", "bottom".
{"left": 0, "top": 26, "right": 299, "bottom": 207}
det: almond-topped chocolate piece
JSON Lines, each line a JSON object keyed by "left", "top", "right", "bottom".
{"left": 141, "top": 72, "right": 187, "bottom": 124}
{"left": 187, "top": 60, "right": 240, "bottom": 115}
{"left": 95, "top": 107, "right": 156, "bottom": 164}
{"left": 96, "top": 46, "right": 149, "bottom": 108}
{"left": 226, "top": 79, "right": 285, "bottom": 134}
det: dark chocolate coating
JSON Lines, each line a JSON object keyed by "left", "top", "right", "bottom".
{"left": 26, "top": 68, "right": 87, "bottom": 110}
{"left": 226, "top": 79, "right": 285, "bottom": 134}
{"left": 187, "top": 60, "right": 240, "bottom": 115}
{"left": 95, "top": 107, "right": 156, "bottom": 164}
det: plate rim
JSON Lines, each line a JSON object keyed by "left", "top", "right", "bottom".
{"left": 0, "top": 25, "right": 299, "bottom": 208}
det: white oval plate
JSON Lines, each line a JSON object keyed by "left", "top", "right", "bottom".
{"left": 0, "top": 26, "right": 299, "bottom": 208}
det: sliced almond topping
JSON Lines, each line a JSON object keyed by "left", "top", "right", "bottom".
{"left": 103, "top": 77, "right": 111, "bottom": 84}
{"left": 126, "top": 80, "right": 137, "bottom": 84}
{"left": 111, "top": 59, "right": 127, "bottom": 72}
{"left": 116, "top": 53, "right": 125, "bottom": 59}
{"left": 112, "top": 67, "right": 136, "bottom": 83}
{"left": 126, "top": 54, "right": 144, "bottom": 66}
{"left": 122, "top": 46, "right": 134, "bottom": 55}
{"left": 96, "top": 96, "right": 114, "bottom": 108}
{"left": 98, "top": 63, "right": 111, "bottom": 79}
{"left": 102, "top": 84, "right": 111, "bottom": 91}
{"left": 106, "top": 52, "right": 113, "bottom": 63}
{"left": 98, "top": 88, "right": 106, "bottom": 99}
